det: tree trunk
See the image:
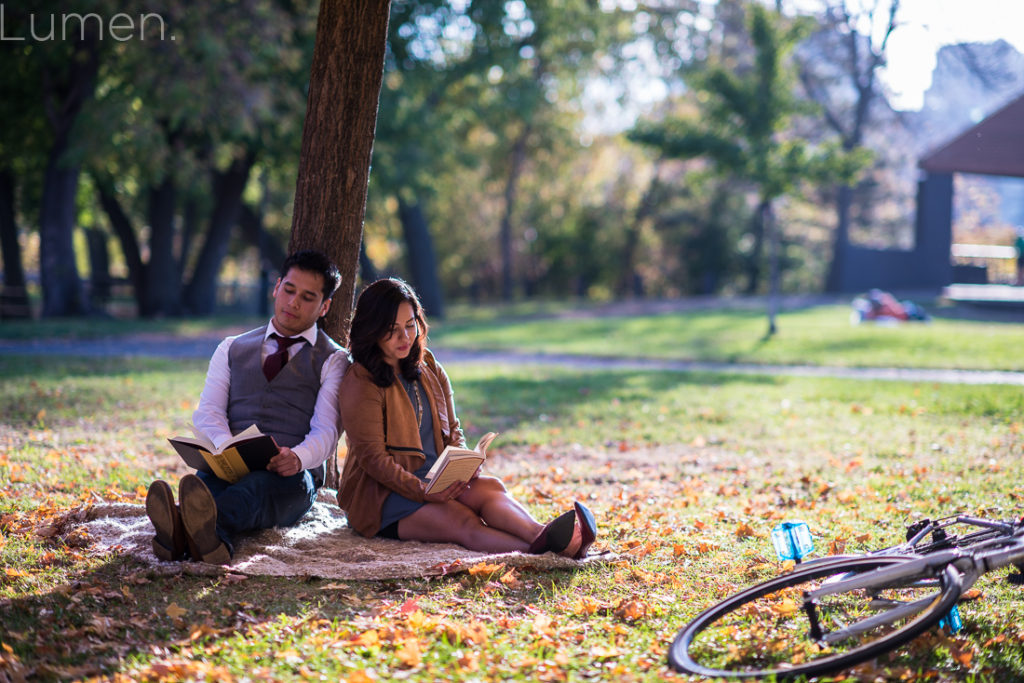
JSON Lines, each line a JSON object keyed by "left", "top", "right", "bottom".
{"left": 182, "top": 152, "right": 256, "bottom": 315}
{"left": 289, "top": 0, "right": 391, "bottom": 344}
{"left": 179, "top": 196, "right": 200, "bottom": 284}
{"left": 85, "top": 228, "right": 111, "bottom": 309}
{"left": 397, "top": 196, "right": 444, "bottom": 318}
{"left": 617, "top": 161, "right": 664, "bottom": 298}
{"left": 0, "top": 170, "right": 30, "bottom": 319}
{"left": 499, "top": 126, "right": 530, "bottom": 301}
{"left": 146, "top": 177, "right": 182, "bottom": 316}
{"left": 744, "top": 197, "right": 771, "bottom": 295}
{"left": 95, "top": 179, "right": 147, "bottom": 316}
{"left": 240, "top": 203, "right": 286, "bottom": 319}
{"left": 39, "top": 140, "right": 88, "bottom": 317}
{"left": 288, "top": 0, "right": 391, "bottom": 490}
{"left": 240, "top": 203, "right": 287, "bottom": 272}
{"left": 824, "top": 183, "right": 854, "bottom": 292}
{"left": 763, "top": 200, "right": 779, "bottom": 338}
{"left": 38, "top": 33, "right": 101, "bottom": 318}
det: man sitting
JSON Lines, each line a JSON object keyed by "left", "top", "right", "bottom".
{"left": 146, "top": 249, "right": 349, "bottom": 563}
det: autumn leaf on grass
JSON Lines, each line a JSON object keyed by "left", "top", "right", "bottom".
{"left": 589, "top": 645, "right": 623, "bottom": 660}
{"left": 455, "top": 649, "right": 480, "bottom": 672}
{"left": 960, "top": 588, "right": 983, "bottom": 601}
{"left": 735, "top": 522, "right": 757, "bottom": 538}
{"left": 573, "top": 596, "right": 603, "bottom": 616}
{"left": 345, "top": 670, "right": 376, "bottom": 683}
{"left": 499, "top": 568, "right": 522, "bottom": 589}
{"left": 531, "top": 614, "right": 555, "bottom": 637}
{"left": 613, "top": 598, "right": 648, "bottom": 622}
{"left": 835, "top": 489, "right": 857, "bottom": 505}
{"left": 166, "top": 602, "right": 187, "bottom": 619}
{"left": 320, "top": 582, "right": 349, "bottom": 591}
{"left": 189, "top": 624, "right": 219, "bottom": 641}
{"left": 399, "top": 598, "right": 420, "bottom": 615}
{"left": 346, "top": 629, "right": 380, "bottom": 648}
{"left": 395, "top": 638, "right": 422, "bottom": 668}
{"left": 772, "top": 598, "right": 799, "bottom": 616}
{"left": 468, "top": 561, "right": 505, "bottom": 576}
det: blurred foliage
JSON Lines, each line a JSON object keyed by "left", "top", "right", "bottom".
{"left": 0, "top": 0, "right": 939, "bottom": 318}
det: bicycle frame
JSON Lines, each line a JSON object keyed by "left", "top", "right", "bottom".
{"left": 802, "top": 518, "right": 1024, "bottom": 645}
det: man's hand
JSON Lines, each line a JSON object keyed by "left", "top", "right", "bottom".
{"left": 422, "top": 479, "right": 469, "bottom": 504}
{"left": 267, "top": 447, "right": 302, "bottom": 477}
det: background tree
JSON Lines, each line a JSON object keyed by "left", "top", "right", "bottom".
{"left": 630, "top": 3, "right": 866, "bottom": 333}
{"left": 86, "top": 1, "right": 316, "bottom": 318}
{"left": 794, "top": 0, "right": 901, "bottom": 292}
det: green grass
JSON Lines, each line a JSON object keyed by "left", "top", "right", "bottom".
{"left": 431, "top": 302, "right": 1024, "bottom": 371}
{"left": 4, "top": 312, "right": 1024, "bottom": 681}
{"left": 0, "top": 314, "right": 261, "bottom": 342}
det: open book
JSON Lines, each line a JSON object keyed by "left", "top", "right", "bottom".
{"left": 423, "top": 432, "right": 497, "bottom": 495}
{"left": 168, "top": 424, "right": 278, "bottom": 484}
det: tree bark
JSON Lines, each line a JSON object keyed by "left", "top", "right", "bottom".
{"left": 499, "top": 125, "right": 530, "bottom": 301}
{"left": 825, "top": 184, "right": 854, "bottom": 292}
{"left": 289, "top": 0, "right": 391, "bottom": 344}
{"left": 182, "top": 152, "right": 256, "bottom": 315}
{"left": 38, "top": 33, "right": 101, "bottom": 317}
{"left": 0, "top": 170, "right": 30, "bottom": 319}
{"left": 145, "top": 177, "right": 182, "bottom": 316}
{"left": 744, "top": 197, "right": 771, "bottom": 295}
{"left": 397, "top": 196, "right": 444, "bottom": 318}
{"left": 85, "top": 228, "right": 111, "bottom": 308}
{"left": 95, "top": 179, "right": 147, "bottom": 316}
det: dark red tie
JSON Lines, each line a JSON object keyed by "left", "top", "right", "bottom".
{"left": 263, "top": 334, "right": 304, "bottom": 381}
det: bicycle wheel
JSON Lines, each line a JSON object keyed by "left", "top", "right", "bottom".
{"left": 669, "top": 555, "right": 963, "bottom": 680}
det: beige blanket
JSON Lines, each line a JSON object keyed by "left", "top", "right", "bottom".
{"left": 76, "top": 490, "right": 607, "bottom": 580}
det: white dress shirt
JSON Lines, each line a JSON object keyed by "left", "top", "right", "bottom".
{"left": 192, "top": 320, "right": 349, "bottom": 472}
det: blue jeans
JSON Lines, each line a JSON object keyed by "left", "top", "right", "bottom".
{"left": 196, "top": 469, "right": 315, "bottom": 555}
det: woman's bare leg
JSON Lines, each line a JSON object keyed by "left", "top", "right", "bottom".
{"left": 456, "top": 476, "right": 545, "bottom": 543}
{"left": 397, "top": 499, "right": 530, "bottom": 553}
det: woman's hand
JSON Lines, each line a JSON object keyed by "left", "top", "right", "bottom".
{"left": 422, "top": 479, "right": 469, "bottom": 504}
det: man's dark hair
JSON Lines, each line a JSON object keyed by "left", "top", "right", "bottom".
{"left": 348, "top": 278, "right": 428, "bottom": 387}
{"left": 280, "top": 250, "right": 341, "bottom": 301}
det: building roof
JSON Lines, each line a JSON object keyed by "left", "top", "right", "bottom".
{"left": 919, "top": 91, "right": 1024, "bottom": 178}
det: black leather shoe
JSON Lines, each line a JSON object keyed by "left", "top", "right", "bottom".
{"left": 572, "top": 501, "right": 597, "bottom": 560}
{"left": 528, "top": 508, "right": 578, "bottom": 555}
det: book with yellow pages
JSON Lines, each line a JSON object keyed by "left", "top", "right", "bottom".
{"left": 423, "top": 432, "right": 497, "bottom": 495}
{"left": 168, "top": 424, "right": 278, "bottom": 484}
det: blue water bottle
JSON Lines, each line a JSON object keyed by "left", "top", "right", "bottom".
{"left": 938, "top": 605, "right": 962, "bottom": 634}
{"left": 771, "top": 521, "right": 814, "bottom": 563}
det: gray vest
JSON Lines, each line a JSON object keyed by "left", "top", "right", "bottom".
{"left": 227, "top": 325, "right": 341, "bottom": 487}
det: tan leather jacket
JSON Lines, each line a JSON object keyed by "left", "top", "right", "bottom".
{"left": 337, "top": 350, "right": 465, "bottom": 537}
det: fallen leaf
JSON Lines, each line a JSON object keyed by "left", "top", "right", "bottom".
{"left": 166, "top": 603, "right": 187, "bottom": 619}
{"left": 468, "top": 561, "right": 504, "bottom": 576}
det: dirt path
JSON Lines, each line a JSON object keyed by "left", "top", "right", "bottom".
{"left": 3, "top": 335, "right": 1023, "bottom": 385}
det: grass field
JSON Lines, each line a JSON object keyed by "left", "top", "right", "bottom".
{"left": 3, "top": 304, "right": 1024, "bottom": 681}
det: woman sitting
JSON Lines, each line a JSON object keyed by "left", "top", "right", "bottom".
{"left": 337, "top": 278, "right": 595, "bottom": 557}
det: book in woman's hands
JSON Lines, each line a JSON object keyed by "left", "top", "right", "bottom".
{"left": 168, "top": 424, "right": 278, "bottom": 484}
{"left": 424, "top": 432, "right": 497, "bottom": 495}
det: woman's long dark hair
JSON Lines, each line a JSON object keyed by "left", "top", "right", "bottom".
{"left": 348, "top": 278, "right": 429, "bottom": 387}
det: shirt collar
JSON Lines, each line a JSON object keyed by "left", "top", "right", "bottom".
{"left": 265, "top": 320, "right": 318, "bottom": 347}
